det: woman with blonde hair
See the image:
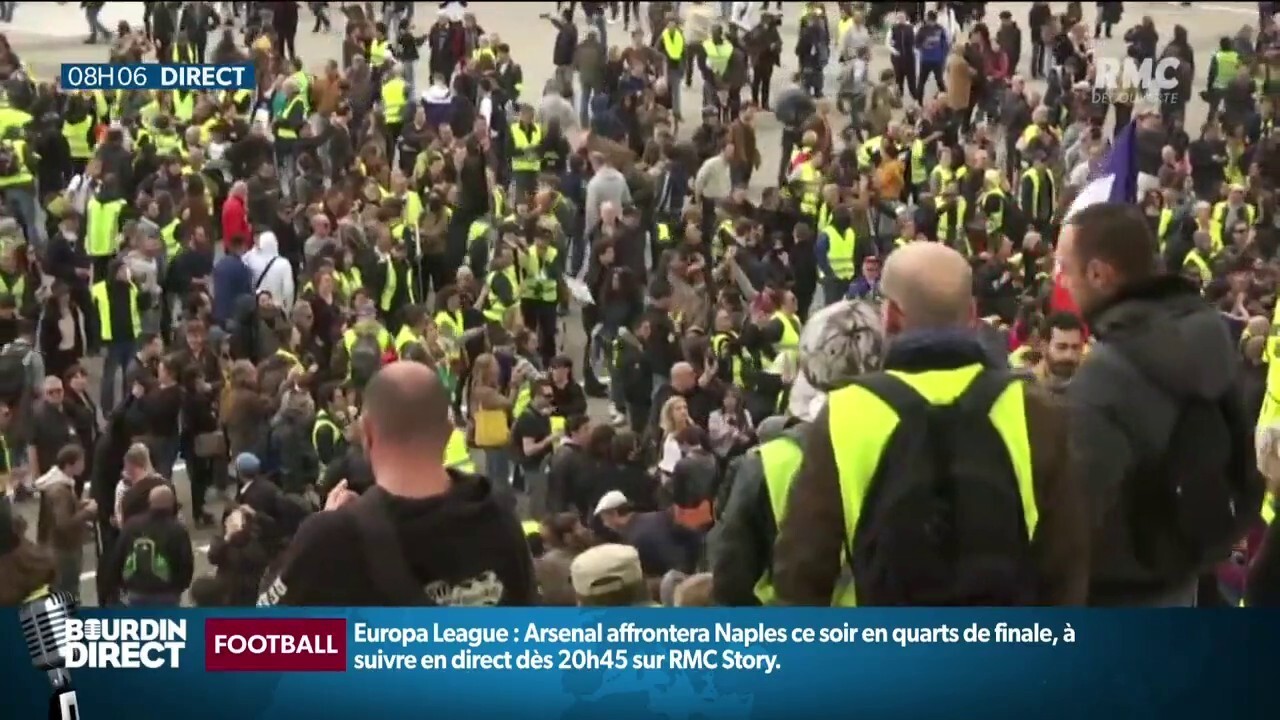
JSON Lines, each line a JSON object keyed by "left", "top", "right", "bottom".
{"left": 468, "top": 353, "right": 522, "bottom": 487}
{"left": 656, "top": 395, "right": 692, "bottom": 480}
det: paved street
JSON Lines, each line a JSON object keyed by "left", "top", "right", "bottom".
{"left": 0, "top": 1, "right": 1251, "bottom": 604}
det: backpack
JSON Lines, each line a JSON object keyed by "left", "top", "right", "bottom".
{"left": 1129, "top": 385, "right": 1263, "bottom": 576}
{"left": 348, "top": 328, "right": 384, "bottom": 388}
{"left": 122, "top": 536, "right": 173, "bottom": 586}
{"left": 0, "top": 142, "right": 18, "bottom": 176}
{"left": 0, "top": 342, "right": 30, "bottom": 407}
{"left": 351, "top": 493, "right": 434, "bottom": 605}
{"left": 847, "top": 370, "right": 1038, "bottom": 606}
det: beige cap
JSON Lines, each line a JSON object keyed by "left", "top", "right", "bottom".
{"left": 570, "top": 544, "right": 643, "bottom": 598}
{"left": 593, "top": 490, "right": 629, "bottom": 516}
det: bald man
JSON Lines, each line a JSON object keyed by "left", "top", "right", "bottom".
{"left": 100, "top": 483, "right": 194, "bottom": 607}
{"left": 259, "top": 363, "right": 538, "bottom": 606}
{"left": 649, "top": 361, "right": 722, "bottom": 432}
{"left": 772, "top": 242, "right": 1089, "bottom": 607}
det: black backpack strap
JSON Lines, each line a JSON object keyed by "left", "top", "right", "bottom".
{"left": 953, "top": 369, "right": 1016, "bottom": 416}
{"left": 349, "top": 494, "right": 431, "bottom": 605}
{"left": 852, "top": 372, "right": 931, "bottom": 421}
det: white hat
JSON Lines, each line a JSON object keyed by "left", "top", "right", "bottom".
{"left": 570, "top": 544, "right": 643, "bottom": 598}
{"left": 593, "top": 490, "right": 629, "bottom": 516}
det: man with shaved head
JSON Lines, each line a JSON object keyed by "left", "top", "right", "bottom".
{"left": 99, "top": 483, "right": 194, "bottom": 607}
{"left": 773, "top": 242, "right": 1088, "bottom": 607}
{"left": 259, "top": 362, "right": 538, "bottom": 606}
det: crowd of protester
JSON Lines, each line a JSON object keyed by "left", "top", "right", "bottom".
{"left": 0, "top": 0, "right": 1278, "bottom": 609}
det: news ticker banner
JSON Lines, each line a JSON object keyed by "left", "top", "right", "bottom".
{"left": 4, "top": 608, "right": 1277, "bottom": 720}
{"left": 60, "top": 63, "right": 255, "bottom": 91}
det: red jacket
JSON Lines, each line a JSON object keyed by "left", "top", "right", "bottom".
{"left": 221, "top": 194, "right": 250, "bottom": 250}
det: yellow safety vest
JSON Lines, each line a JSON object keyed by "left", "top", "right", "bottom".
{"left": 856, "top": 135, "right": 882, "bottom": 169}
{"left": 445, "top": 428, "right": 476, "bottom": 472}
{"left": 379, "top": 259, "right": 415, "bottom": 311}
{"left": 656, "top": 222, "right": 673, "bottom": 245}
{"left": 90, "top": 280, "right": 141, "bottom": 343}
{"left": 394, "top": 325, "right": 422, "bottom": 355}
{"left": 86, "top": 197, "right": 125, "bottom": 257}
{"left": 1157, "top": 208, "right": 1174, "bottom": 249}
{"left": 1210, "top": 201, "right": 1256, "bottom": 252}
{"left": 382, "top": 77, "right": 407, "bottom": 122}
{"left": 755, "top": 434, "right": 858, "bottom": 605}
{"left": 825, "top": 365, "right": 1038, "bottom": 606}
{"left": 471, "top": 47, "right": 496, "bottom": 64}
{"left": 151, "top": 132, "right": 182, "bottom": 156}
{"left": 0, "top": 272, "right": 23, "bottom": 301}
{"left": 312, "top": 410, "right": 342, "bottom": 468}
{"left": 160, "top": 218, "right": 181, "bottom": 257}
{"left": 909, "top": 139, "right": 928, "bottom": 184}
{"left": 935, "top": 196, "right": 968, "bottom": 244}
{"left": 521, "top": 247, "right": 559, "bottom": 302}
{"left": 661, "top": 29, "right": 685, "bottom": 60}
{"left": 173, "top": 91, "right": 195, "bottom": 123}
{"left": 980, "top": 189, "right": 1006, "bottom": 235}
{"left": 838, "top": 17, "right": 854, "bottom": 40}
{"left": 771, "top": 311, "right": 800, "bottom": 359}
{"left": 796, "top": 163, "right": 821, "bottom": 215}
{"left": 1021, "top": 168, "right": 1056, "bottom": 220}
{"left": 710, "top": 332, "right": 748, "bottom": 388}
{"left": 483, "top": 267, "right": 520, "bottom": 323}
{"left": 510, "top": 122, "right": 543, "bottom": 173}
{"left": 370, "top": 39, "right": 390, "bottom": 65}
{"left": 702, "top": 39, "right": 732, "bottom": 76}
{"left": 342, "top": 326, "right": 392, "bottom": 379}
{"left": 171, "top": 43, "right": 195, "bottom": 63}
{"left": 0, "top": 107, "right": 32, "bottom": 138}
{"left": 1214, "top": 50, "right": 1239, "bottom": 89}
{"left": 1182, "top": 249, "right": 1215, "bottom": 284}
{"left": 823, "top": 225, "right": 856, "bottom": 280}
{"left": 276, "top": 96, "right": 305, "bottom": 140}
{"left": 0, "top": 139, "right": 33, "bottom": 188}
{"left": 62, "top": 117, "right": 93, "bottom": 160}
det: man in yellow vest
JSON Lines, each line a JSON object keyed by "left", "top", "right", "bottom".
{"left": 773, "top": 242, "right": 1087, "bottom": 606}
{"left": 817, "top": 205, "right": 859, "bottom": 302}
{"left": 0, "top": 125, "right": 39, "bottom": 244}
{"left": 710, "top": 298, "right": 884, "bottom": 606}
{"left": 699, "top": 25, "right": 734, "bottom": 109}
{"left": 61, "top": 96, "right": 97, "bottom": 176}
{"left": 659, "top": 15, "right": 686, "bottom": 120}
{"left": 272, "top": 78, "right": 308, "bottom": 191}
{"left": 1208, "top": 36, "right": 1240, "bottom": 122}
{"left": 509, "top": 104, "right": 543, "bottom": 201}
{"left": 1181, "top": 230, "right": 1218, "bottom": 288}
{"left": 1019, "top": 150, "right": 1056, "bottom": 235}
{"left": 92, "top": 259, "right": 150, "bottom": 411}
{"left": 520, "top": 227, "right": 561, "bottom": 365}
{"left": 380, "top": 63, "right": 408, "bottom": 161}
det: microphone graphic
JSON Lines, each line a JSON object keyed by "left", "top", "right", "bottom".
{"left": 18, "top": 589, "right": 81, "bottom": 720}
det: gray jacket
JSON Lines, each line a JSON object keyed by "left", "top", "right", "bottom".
{"left": 1067, "top": 277, "right": 1239, "bottom": 606}
{"left": 583, "top": 166, "right": 631, "bottom": 233}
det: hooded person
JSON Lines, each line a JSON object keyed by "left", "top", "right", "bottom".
{"left": 421, "top": 73, "right": 455, "bottom": 129}
{"left": 708, "top": 298, "right": 885, "bottom": 606}
{"left": 242, "top": 231, "right": 296, "bottom": 310}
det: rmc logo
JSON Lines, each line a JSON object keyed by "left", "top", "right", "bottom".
{"left": 1092, "top": 56, "right": 1181, "bottom": 104}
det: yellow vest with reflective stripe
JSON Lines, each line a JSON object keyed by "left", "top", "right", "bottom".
{"left": 935, "top": 196, "right": 967, "bottom": 245}
{"left": 1210, "top": 201, "right": 1256, "bottom": 252}
{"left": 0, "top": 272, "right": 24, "bottom": 301}
{"left": 1157, "top": 208, "right": 1174, "bottom": 249}
{"left": 446, "top": 428, "right": 476, "bottom": 472}
{"left": 796, "top": 163, "right": 821, "bottom": 215}
{"left": 510, "top": 123, "right": 543, "bottom": 172}
{"left": 1182, "top": 248, "right": 1214, "bottom": 284}
{"left": 311, "top": 411, "right": 341, "bottom": 457}
{"left": 662, "top": 29, "right": 685, "bottom": 60}
{"left": 63, "top": 117, "right": 93, "bottom": 160}
{"left": 856, "top": 135, "right": 881, "bottom": 168}
{"left": 173, "top": 91, "right": 195, "bottom": 123}
{"left": 86, "top": 196, "right": 125, "bottom": 257}
{"left": 394, "top": 325, "right": 422, "bottom": 355}
{"left": 370, "top": 39, "right": 391, "bottom": 65}
{"left": 521, "top": 247, "right": 559, "bottom": 302}
{"left": 483, "top": 267, "right": 520, "bottom": 322}
{"left": 90, "top": 280, "right": 141, "bottom": 343}
{"left": 825, "top": 365, "right": 1038, "bottom": 607}
{"left": 909, "top": 139, "right": 927, "bottom": 184}
{"left": 979, "top": 189, "right": 1006, "bottom": 235}
{"left": 710, "top": 332, "right": 747, "bottom": 388}
{"left": 382, "top": 77, "right": 407, "bottom": 122}
{"left": 379, "top": 259, "right": 415, "bottom": 311}
{"left": 702, "top": 39, "right": 732, "bottom": 76}
{"left": 276, "top": 96, "right": 305, "bottom": 139}
{"left": 160, "top": 218, "right": 181, "bottom": 257}
{"left": 771, "top": 311, "right": 800, "bottom": 360}
{"left": 823, "top": 225, "right": 856, "bottom": 280}
{"left": 1214, "top": 50, "right": 1239, "bottom": 89}
{"left": 0, "top": 139, "right": 33, "bottom": 188}
{"left": 1021, "top": 167, "right": 1055, "bottom": 220}
{"left": 755, "top": 434, "right": 857, "bottom": 605}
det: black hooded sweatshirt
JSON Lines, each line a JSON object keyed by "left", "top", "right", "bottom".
{"left": 259, "top": 474, "right": 537, "bottom": 606}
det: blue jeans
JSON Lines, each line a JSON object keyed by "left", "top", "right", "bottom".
{"left": 483, "top": 447, "right": 511, "bottom": 486}
{"left": 666, "top": 65, "right": 683, "bottom": 118}
{"left": 578, "top": 86, "right": 598, "bottom": 128}
{"left": 2, "top": 186, "right": 41, "bottom": 248}
{"left": 101, "top": 340, "right": 136, "bottom": 412}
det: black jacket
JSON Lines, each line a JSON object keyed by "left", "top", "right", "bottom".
{"left": 1068, "top": 277, "right": 1245, "bottom": 604}
{"left": 99, "top": 508, "right": 194, "bottom": 600}
{"left": 258, "top": 477, "right": 537, "bottom": 606}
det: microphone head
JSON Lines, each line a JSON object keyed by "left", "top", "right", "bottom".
{"left": 18, "top": 590, "right": 77, "bottom": 672}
